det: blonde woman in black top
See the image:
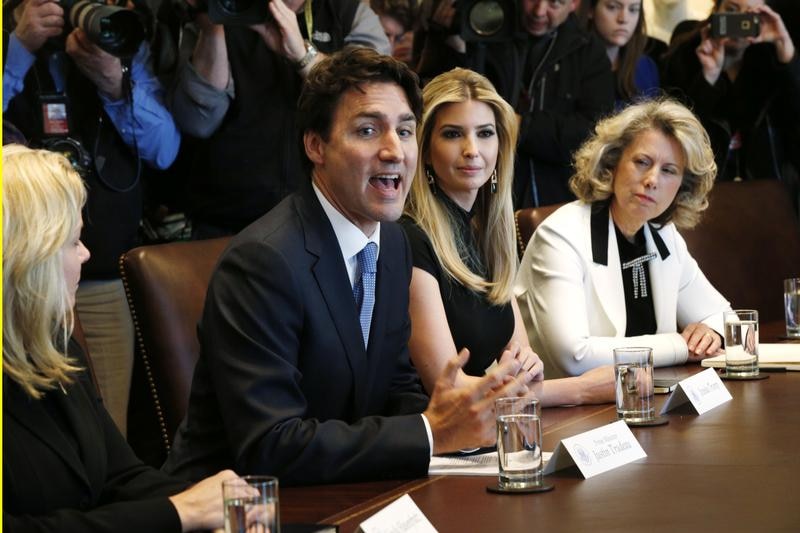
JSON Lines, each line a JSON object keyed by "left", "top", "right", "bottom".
{"left": 402, "top": 68, "right": 615, "bottom": 406}
{"left": 3, "top": 145, "right": 241, "bottom": 533}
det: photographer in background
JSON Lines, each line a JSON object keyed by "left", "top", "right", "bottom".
{"left": 169, "top": 0, "right": 390, "bottom": 239}
{"left": 662, "top": 0, "right": 799, "bottom": 191}
{"left": 2, "top": 0, "right": 181, "bottom": 437}
{"left": 412, "top": 0, "right": 464, "bottom": 83}
{"left": 370, "top": 0, "right": 417, "bottom": 63}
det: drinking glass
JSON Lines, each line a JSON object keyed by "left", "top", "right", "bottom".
{"left": 724, "top": 309, "right": 759, "bottom": 377}
{"left": 784, "top": 278, "right": 800, "bottom": 338}
{"left": 614, "top": 347, "right": 655, "bottom": 423}
{"left": 495, "top": 397, "right": 543, "bottom": 490}
{"left": 223, "top": 476, "right": 279, "bottom": 533}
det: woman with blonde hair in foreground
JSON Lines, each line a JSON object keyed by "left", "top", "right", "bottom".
{"left": 402, "top": 68, "right": 615, "bottom": 406}
{"left": 3, "top": 145, "right": 241, "bottom": 532}
{"left": 516, "top": 99, "right": 732, "bottom": 378}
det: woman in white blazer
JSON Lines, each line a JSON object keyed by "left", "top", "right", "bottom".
{"left": 516, "top": 99, "right": 731, "bottom": 378}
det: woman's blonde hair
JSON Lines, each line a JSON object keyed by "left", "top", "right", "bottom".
{"left": 569, "top": 98, "right": 717, "bottom": 229}
{"left": 3, "top": 145, "right": 87, "bottom": 398}
{"left": 404, "top": 68, "right": 518, "bottom": 305}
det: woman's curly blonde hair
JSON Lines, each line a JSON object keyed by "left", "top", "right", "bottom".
{"left": 569, "top": 98, "right": 717, "bottom": 229}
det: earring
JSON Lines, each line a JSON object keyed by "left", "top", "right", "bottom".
{"left": 426, "top": 166, "right": 436, "bottom": 192}
{"left": 490, "top": 168, "right": 498, "bottom": 194}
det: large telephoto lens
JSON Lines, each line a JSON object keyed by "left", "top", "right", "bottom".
{"left": 69, "top": 1, "right": 145, "bottom": 57}
{"left": 468, "top": 0, "right": 505, "bottom": 37}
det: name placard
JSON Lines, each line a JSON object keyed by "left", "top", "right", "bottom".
{"left": 357, "top": 494, "right": 437, "bottom": 533}
{"left": 543, "top": 420, "right": 646, "bottom": 479}
{"left": 660, "top": 367, "right": 732, "bottom": 415}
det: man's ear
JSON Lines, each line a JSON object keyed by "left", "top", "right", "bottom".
{"left": 304, "top": 130, "right": 325, "bottom": 166}
{"left": 570, "top": 0, "right": 580, "bottom": 13}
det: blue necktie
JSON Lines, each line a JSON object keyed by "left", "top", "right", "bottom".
{"left": 353, "top": 242, "right": 378, "bottom": 348}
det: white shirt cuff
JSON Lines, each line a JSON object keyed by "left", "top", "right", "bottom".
{"left": 420, "top": 413, "right": 434, "bottom": 458}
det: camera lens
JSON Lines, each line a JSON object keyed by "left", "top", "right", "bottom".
{"left": 68, "top": 1, "right": 145, "bottom": 57}
{"left": 468, "top": 0, "right": 505, "bottom": 37}
{"left": 41, "top": 137, "right": 92, "bottom": 175}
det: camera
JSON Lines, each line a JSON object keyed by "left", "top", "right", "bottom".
{"left": 62, "top": 0, "right": 146, "bottom": 57}
{"left": 459, "top": 0, "right": 519, "bottom": 43}
{"left": 710, "top": 12, "right": 760, "bottom": 39}
{"left": 207, "top": 0, "right": 270, "bottom": 25}
{"left": 41, "top": 136, "right": 94, "bottom": 176}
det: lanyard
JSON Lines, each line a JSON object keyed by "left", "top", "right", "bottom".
{"left": 304, "top": 0, "right": 313, "bottom": 41}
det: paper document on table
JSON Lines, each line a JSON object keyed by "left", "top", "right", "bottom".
{"left": 428, "top": 451, "right": 553, "bottom": 476}
{"left": 700, "top": 343, "right": 800, "bottom": 370}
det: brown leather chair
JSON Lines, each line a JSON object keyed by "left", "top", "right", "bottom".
{"left": 681, "top": 180, "right": 800, "bottom": 330}
{"left": 514, "top": 203, "right": 565, "bottom": 259}
{"left": 120, "top": 237, "right": 230, "bottom": 467}
{"left": 514, "top": 181, "right": 800, "bottom": 340}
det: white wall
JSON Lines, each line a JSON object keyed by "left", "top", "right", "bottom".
{"left": 644, "top": 0, "right": 715, "bottom": 43}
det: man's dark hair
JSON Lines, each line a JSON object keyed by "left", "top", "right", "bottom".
{"left": 297, "top": 46, "right": 422, "bottom": 168}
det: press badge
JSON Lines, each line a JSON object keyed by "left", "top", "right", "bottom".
{"left": 40, "top": 93, "right": 70, "bottom": 135}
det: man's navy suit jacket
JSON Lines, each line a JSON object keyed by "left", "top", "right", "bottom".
{"left": 164, "top": 185, "right": 431, "bottom": 485}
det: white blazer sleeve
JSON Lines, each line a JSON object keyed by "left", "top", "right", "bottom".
{"left": 671, "top": 228, "right": 731, "bottom": 334}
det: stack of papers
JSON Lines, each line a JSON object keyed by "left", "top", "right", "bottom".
{"left": 428, "top": 451, "right": 553, "bottom": 476}
{"left": 700, "top": 343, "right": 800, "bottom": 371}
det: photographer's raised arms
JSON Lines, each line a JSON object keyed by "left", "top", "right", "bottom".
{"left": 167, "top": 0, "right": 391, "bottom": 239}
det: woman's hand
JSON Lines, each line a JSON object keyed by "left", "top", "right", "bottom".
{"left": 498, "top": 341, "right": 544, "bottom": 381}
{"left": 749, "top": 4, "right": 795, "bottom": 64}
{"left": 575, "top": 365, "right": 616, "bottom": 405}
{"left": 498, "top": 341, "right": 544, "bottom": 399}
{"left": 696, "top": 26, "right": 726, "bottom": 86}
{"left": 681, "top": 322, "right": 723, "bottom": 361}
{"left": 169, "top": 469, "right": 239, "bottom": 532}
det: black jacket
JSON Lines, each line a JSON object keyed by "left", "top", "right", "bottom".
{"left": 484, "top": 14, "right": 614, "bottom": 208}
{"left": 3, "top": 339, "right": 189, "bottom": 532}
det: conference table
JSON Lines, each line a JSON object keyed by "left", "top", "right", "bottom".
{"left": 281, "top": 352, "right": 800, "bottom": 532}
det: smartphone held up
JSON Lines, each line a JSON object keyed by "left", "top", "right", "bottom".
{"left": 710, "top": 12, "right": 760, "bottom": 39}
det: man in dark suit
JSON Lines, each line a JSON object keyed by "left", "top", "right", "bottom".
{"left": 163, "top": 47, "right": 532, "bottom": 485}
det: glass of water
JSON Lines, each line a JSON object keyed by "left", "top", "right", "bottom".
{"left": 495, "top": 397, "right": 543, "bottom": 490}
{"left": 613, "top": 347, "right": 655, "bottom": 423}
{"left": 724, "top": 309, "right": 759, "bottom": 377}
{"left": 785, "top": 278, "right": 800, "bottom": 338}
{"left": 223, "top": 476, "right": 279, "bottom": 533}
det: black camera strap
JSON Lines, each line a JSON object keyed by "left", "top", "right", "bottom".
{"left": 34, "top": 49, "right": 141, "bottom": 192}
{"left": 92, "top": 55, "right": 141, "bottom": 193}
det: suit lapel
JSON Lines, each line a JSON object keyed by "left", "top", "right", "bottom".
{"left": 4, "top": 377, "right": 92, "bottom": 491}
{"left": 588, "top": 205, "right": 626, "bottom": 335}
{"left": 296, "top": 189, "right": 369, "bottom": 410}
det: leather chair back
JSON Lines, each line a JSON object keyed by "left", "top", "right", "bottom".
{"left": 514, "top": 203, "right": 565, "bottom": 259}
{"left": 120, "top": 237, "right": 230, "bottom": 467}
{"left": 681, "top": 180, "right": 800, "bottom": 324}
